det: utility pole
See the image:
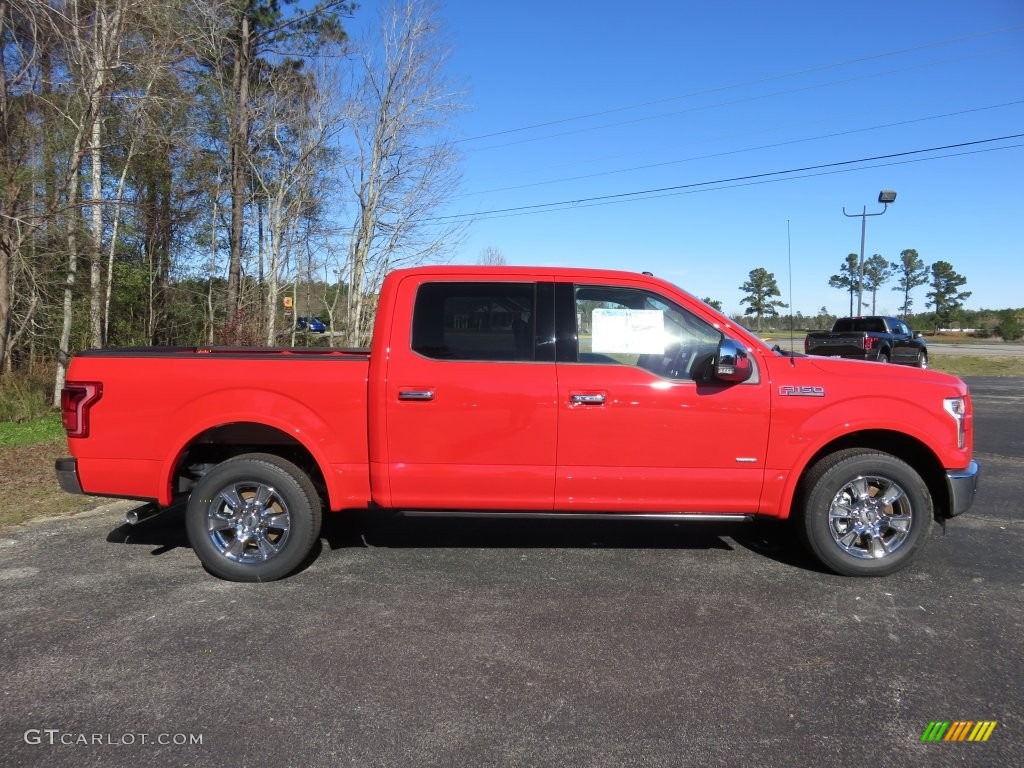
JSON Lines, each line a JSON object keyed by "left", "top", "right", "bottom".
{"left": 843, "top": 190, "right": 897, "bottom": 313}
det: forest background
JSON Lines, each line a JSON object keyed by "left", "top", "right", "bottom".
{"left": 1, "top": 0, "right": 1020, "bottom": 427}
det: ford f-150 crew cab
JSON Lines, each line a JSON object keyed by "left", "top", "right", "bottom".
{"left": 804, "top": 316, "right": 928, "bottom": 367}
{"left": 56, "top": 266, "right": 979, "bottom": 581}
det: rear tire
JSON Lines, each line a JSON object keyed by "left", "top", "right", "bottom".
{"left": 799, "top": 449, "right": 932, "bottom": 576}
{"left": 917, "top": 350, "right": 928, "bottom": 369}
{"left": 185, "top": 453, "right": 322, "bottom": 582}
{"left": 877, "top": 352, "right": 890, "bottom": 364}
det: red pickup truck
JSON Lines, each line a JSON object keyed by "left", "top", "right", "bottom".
{"left": 56, "top": 266, "right": 979, "bottom": 581}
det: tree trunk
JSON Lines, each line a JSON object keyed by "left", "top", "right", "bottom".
{"left": 88, "top": 101, "right": 104, "bottom": 348}
{"left": 103, "top": 158, "right": 131, "bottom": 345}
{"left": 86, "top": 0, "right": 122, "bottom": 349}
{"left": 54, "top": 182, "right": 81, "bottom": 404}
{"left": 0, "top": 230, "right": 11, "bottom": 372}
{"left": 264, "top": 197, "right": 283, "bottom": 345}
{"left": 226, "top": 12, "right": 251, "bottom": 320}
{"left": 0, "top": 0, "right": 18, "bottom": 371}
{"left": 207, "top": 183, "right": 219, "bottom": 345}
{"left": 52, "top": 96, "right": 93, "bottom": 402}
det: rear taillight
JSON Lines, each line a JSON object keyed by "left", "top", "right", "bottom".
{"left": 863, "top": 336, "right": 875, "bottom": 350}
{"left": 60, "top": 382, "right": 102, "bottom": 438}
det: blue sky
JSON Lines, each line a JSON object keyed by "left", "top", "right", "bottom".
{"left": 357, "top": 1, "right": 1024, "bottom": 316}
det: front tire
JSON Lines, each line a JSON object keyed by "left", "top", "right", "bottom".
{"left": 799, "top": 449, "right": 932, "bottom": 576}
{"left": 185, "top": 453, "right": 322, "bottom": 581}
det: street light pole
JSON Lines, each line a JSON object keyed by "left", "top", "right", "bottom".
{"left": 843, "top": 190, "right": 897, "bottom": 314}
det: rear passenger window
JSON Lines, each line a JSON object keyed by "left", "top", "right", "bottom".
{"left": 412, "top": 282, "right": 536, "bottom": 361}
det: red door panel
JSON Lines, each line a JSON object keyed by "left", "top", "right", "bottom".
{"left": 382, "top": 277, "right": 557, "bottom": 510}
{"left": 555, "top": 364, "right": 770, "bottom": 512}
{"left": 385, "top": 360, "right": 557, "bottom": 509}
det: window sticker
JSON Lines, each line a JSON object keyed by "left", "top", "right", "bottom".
{"left": 591, "top": 308, "right": 665, "bottom": 354}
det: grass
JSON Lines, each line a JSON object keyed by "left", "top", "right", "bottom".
{"left": 0, "top": 412, "right": 108, "bottom": 530}
{"left": 0, "top": 412, "right": 64, "bottom": 446}
{"left": 929, "top": 356, "right": 1024, "bottom": 377}
{"left": 926, "top": 333, "right": 1019, "bottom": 345}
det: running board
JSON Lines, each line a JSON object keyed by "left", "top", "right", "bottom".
{"left": 397, "top": 511, "right": 753, "bottom": 523}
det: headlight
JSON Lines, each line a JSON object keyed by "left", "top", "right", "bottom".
{"left": 943, "top": 397, "right": 966, "bottom": 449}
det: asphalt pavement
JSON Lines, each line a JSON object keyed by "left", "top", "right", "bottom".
{"left": 1, "top": 377, "right": 1020, "bottom": 768}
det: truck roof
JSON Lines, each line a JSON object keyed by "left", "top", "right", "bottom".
{"left": 386, "top": 265, "right": 705, "bottom": 302}
{"left": 388, "top": 264, "right": 660, "bottom": 280}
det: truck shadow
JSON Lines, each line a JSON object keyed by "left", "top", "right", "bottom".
{"left": 322, "top": 511, "right": 823, "bottom": 572}
{"left": 106, "top": 502, "right": 189, "bottom": 555}
{"left": 106, "top": 504, "right": 821, "bottom": 573}
{"left": 324, "top": 512, "right": 740, "bottom": 550}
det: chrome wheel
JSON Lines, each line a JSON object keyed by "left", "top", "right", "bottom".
{"left": 206, "top": 481, "right": 291, "bottom": 563}
{"left": 800, "top": 449, "right": 932, "bottom": 576}
{"left": 827, "top": 475, "right": 912, "bottom": 560}
{"left": 186, "top": 453, "right": 322, "bottom": 581}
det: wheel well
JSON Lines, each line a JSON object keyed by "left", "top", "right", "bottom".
{"left": 795, "top": 430, "right": 949, "bottom": 519}
{"left": 172, "top": 422, "right": 327, "bottom": 506}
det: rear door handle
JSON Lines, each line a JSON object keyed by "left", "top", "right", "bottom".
{"left": 398, "top": 389, "right": 435, "bottom": 402}
{"left": 570, "top": 392, "right": 606, "bottom": 406}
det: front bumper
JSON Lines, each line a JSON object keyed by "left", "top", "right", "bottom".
{"left": 945, "top": 460, "right": 980, "bottom": 517}
{"left": 55, "top": 458, "right": 84, "bottom": 495}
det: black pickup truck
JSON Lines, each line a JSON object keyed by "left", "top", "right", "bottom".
{"left": 804, "top": 316, "right": 928, "bottom": 367}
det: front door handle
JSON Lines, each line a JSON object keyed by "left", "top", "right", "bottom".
{"left": 398, "top": 389, "right": 435, "bottom": 402}
{"left": 570, "top": 392, "right": 606, "bottom": 406}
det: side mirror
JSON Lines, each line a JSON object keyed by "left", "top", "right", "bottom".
{"left": 714, "top": 339, "right": 753, "bottom": 383}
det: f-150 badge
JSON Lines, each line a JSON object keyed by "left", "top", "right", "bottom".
{"left": 779, "top": 385, "right": 825, "bottom": 397}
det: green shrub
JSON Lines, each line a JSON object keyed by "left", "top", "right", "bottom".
{"left": 0, "top": 370, "right": 55, "bottom": 423}
{"left": 996, "top": 311, "right": 1022, "bottom": 341}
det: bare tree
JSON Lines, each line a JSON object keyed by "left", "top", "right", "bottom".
{"left": 216, "top": 0, "right": 351, "bottom": 326}
{"left": 340, "top": 0, "right": 465, "bottom": 346}
{"left": 477, "top": 246, "right": 506, "bottom": 266}
{"left": 48, "top": 0, "right": 142, "bottom": 398}
{"left": 101, "top": 0, "right": 186, "bottom": 345}
{"left": 248, "top": 57, "right": 342, "bottom": 344}
{"left": 0, "top": 0, "right": 41, "bottom": 372}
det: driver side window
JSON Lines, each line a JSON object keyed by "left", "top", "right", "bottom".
{"left": 573, "top": 285, "right": 722, "bottom": 380}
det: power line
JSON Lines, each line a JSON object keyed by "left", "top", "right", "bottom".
{"left": 464, "top": 46, "right": 1018, "bottom": 155}
{"left": 561, "top": 143, "right": 1024, "bottom": 214}
{"left": 429, "top": 134, "right": 1024, "bottom": 222}
{"left": 455, "top": 23, "right": 1024, "bottom": 144}
{"left": 464, "top": 100, "right": 1024, "bottom": 197}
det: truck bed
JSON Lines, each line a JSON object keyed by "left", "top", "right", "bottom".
{"left": 73, "top": 345, "right": 371, "bottom": 359}
{"left": 62, "top": 346, "right": 372, "bottom": 506}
